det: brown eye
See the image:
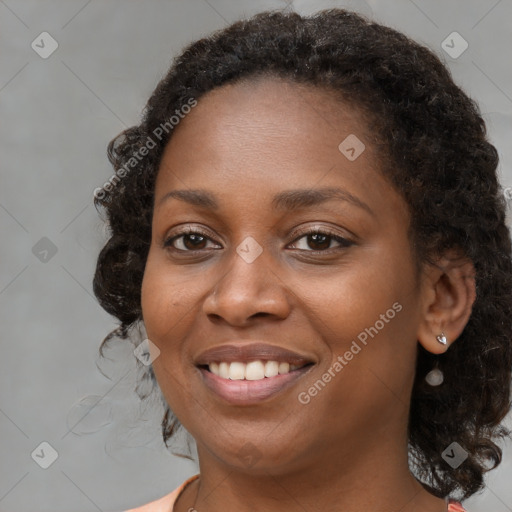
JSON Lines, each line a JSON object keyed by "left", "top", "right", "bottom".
{"left": 178, "top": 233, "right": 208, "bottom": 250}
{"left": 288, "top": 229, "right": 353, "bottom": 252}
{"left": 305, "top": 233, "right": 331, "bottom": 250}
{"left": 163, "top": 229, "right": 220, "bottom": 252}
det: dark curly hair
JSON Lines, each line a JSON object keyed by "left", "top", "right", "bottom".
{"left": 92, "top": 8, "right": 512, "bottom": 502}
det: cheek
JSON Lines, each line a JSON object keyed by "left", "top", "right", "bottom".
{"left": 140, "top": 253, "right": 211, "bottom": 391}
{"left": 296, "top": 282, "right": 417, "bottom": 437}
{"left": 295, "top": 244, "right": 419, "bottom": 387}
{"left": 296, "top": 249, "right": 409, "bottom": 336}
{"left": 141, "top": 253, "right": 200, "bottom": 338}
{"left": 140, "top": 258, "right": 193, "bottom": 412}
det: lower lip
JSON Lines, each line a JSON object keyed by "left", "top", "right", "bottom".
{"left": 198, "top": 365, "right": 313, "bottom": 405}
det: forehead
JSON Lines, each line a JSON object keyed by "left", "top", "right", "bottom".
{"left": 155, "top": 76, "right": 382, "bottom": 193}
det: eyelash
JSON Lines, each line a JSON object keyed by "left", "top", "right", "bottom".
{"left": 163, "top": 226, "right": 353, "bottom": 254}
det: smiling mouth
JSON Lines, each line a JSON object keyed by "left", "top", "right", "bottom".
{"left": 199, "top": 360, "right": 314, "bottom": 380}
{"left": 197, "top": 360, "right": 315, "bottom": 405}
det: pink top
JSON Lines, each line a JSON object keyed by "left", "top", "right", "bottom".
{"left": 123, "top": 474, "right": 467, "bottom": 511}
{"left": 123, "top": 474, "right": 199, "bottom": 512}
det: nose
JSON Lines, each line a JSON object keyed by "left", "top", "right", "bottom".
{"left": 202, "top": 242, "right": 291, "bottom": 326}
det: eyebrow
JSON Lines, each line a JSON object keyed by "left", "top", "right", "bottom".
{"left": 157, "top": 187, "right": 374, "bottom": 216}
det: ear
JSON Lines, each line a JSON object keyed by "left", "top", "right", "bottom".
{"left": 416, "top": 250, "right": 476, "bottom": 354}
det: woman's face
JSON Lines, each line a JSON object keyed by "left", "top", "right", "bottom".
{"left": 141, "top": 77, "right": 427, "bottom": 474}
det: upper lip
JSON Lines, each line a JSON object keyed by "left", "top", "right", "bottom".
{"left": 194, "top": 343, "right": 315, "bottom": 366}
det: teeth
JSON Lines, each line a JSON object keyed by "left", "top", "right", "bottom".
{"left": 264, "top": 360, "right": 279, "bottom": 378}
{"left": 246, "top": 361, "right": 266, "bottom": 380}
{"left": 207, "top": 360, "right": 304, "bottom": 380}
{"left": 218, "top": 362, "right": 230, "bottom": 379}
{"left": 229, "top": 362, "right": 245, "bottom": 380}
{"left": 278, "top": 362, "right": 290, "bottom": 374}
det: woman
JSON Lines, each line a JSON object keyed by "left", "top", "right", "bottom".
{"left": 93, "top": 8, "right": 512, "bottom": 512}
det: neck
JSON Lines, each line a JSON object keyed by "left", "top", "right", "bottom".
{"left": 176, "top": 436, "right": 448, "bottom": 512}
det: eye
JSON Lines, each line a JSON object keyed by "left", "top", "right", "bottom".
{"left": 163, "top": 227, "right": 221, "bottom": 252}
{"left": 163, "top": 226, "right": 353, "bottom": 254}
{"left": 287, "top": 227, "right": 353, "bottom": 252}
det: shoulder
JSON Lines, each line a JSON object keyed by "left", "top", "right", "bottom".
{"left": 123, "top": 474, "right": 200, "bottom": 512}
{"left": 448, "top": 500, "right": 468, "bottom": 512}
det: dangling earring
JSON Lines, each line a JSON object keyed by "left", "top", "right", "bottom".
{"left": 425, "top": 332, "right": 448, "bottom": 386}
{"left": 425, "top": 362, "right": 444, "bottom": 386}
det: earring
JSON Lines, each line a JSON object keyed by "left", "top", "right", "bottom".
{"left": 436, "top": 332, "right": 447, "bottom": 345}
{"left": 425, "top": 332, "right": 447, "bottom": 386}
{"left": 425, "top": 363, "right": 444, "bottom": 386}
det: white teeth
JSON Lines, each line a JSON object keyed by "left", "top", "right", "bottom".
{"left": 264, "top": 360, "right": 279, "bottom": 377}
{"left": 218, "top": 362, "right": 230, "bottom": 379}
{"left": 245, "top": 361, "right": 265, "bottom": 380}
{"left": 228, "top": 362, "right": 245, "bottom": 380}
{"left": 207, "top": 360, "right": 305, "bottom": 380}
{"left": 278, "top": 362, "right": 290, "bottom": 374}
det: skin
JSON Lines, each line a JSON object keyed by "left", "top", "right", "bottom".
{"left": 140, "top": 76, "right": 476, "bottom": 512}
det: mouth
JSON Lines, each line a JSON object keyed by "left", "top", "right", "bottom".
{"left": 194, "top": 342, "right": 316, "bottom": 405}
{"left": 196, "top": 360, "right": 315, "bottom": 405}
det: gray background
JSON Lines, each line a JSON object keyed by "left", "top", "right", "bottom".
{"left": 1, "top": 0, "right": 512, "bottom": 511}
